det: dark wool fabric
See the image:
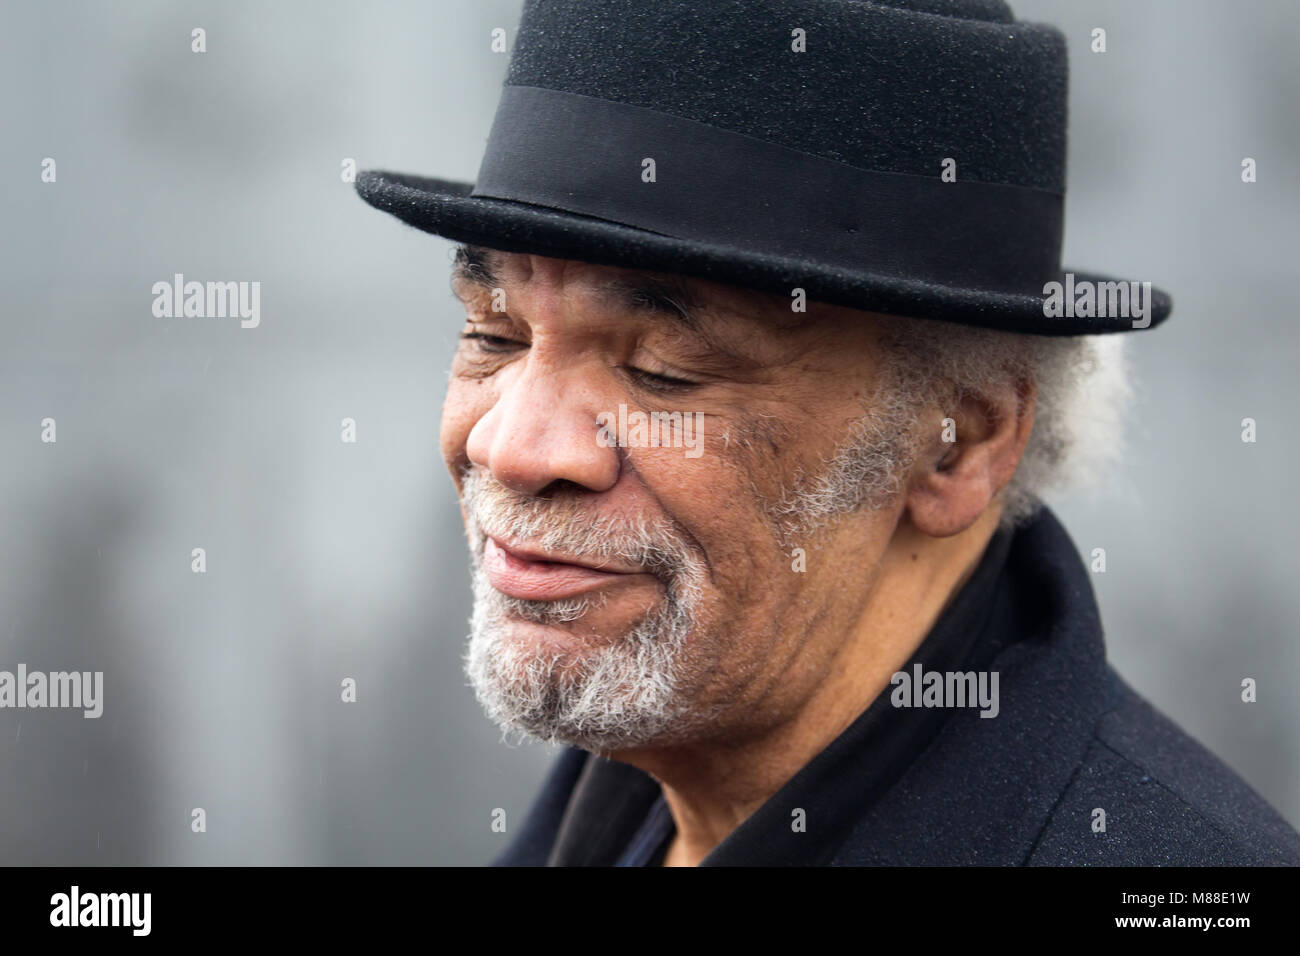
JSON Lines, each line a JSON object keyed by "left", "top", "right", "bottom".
{"left": 506, "top": 0, "right": 1067, "bottom": 190}
{"left": 355, "top": 0, "right": 1174, "bottom": 333}
{"left": 493, "top": 507, "right": 1300, "bottom": 866}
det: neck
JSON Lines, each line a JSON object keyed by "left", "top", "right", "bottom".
{"left": 614, "top": 506, "right": 1003, "bottom": 867}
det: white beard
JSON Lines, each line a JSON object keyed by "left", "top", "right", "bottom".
{"left": 460, "top": 469, "right": 710, "bottom": 751}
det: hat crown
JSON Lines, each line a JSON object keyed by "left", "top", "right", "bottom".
{"left": 505, "top": 0, "right": 1067, "bottom": 191}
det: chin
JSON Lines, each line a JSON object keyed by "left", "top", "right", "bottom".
{"left": 465, "top": 594, "right": 696, "bottom": 750}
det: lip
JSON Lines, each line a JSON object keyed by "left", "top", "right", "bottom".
{"left": 483, "top": 536, "right": 645, "bottom": 601}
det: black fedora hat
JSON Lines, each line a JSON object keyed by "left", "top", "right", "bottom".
{"left": 356, "top": 0, "right": 1171, "bottom": 335}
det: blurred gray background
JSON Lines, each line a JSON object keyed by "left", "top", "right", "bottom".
{"left": 0, "top": 0, "right": 1295, "bottom": 864}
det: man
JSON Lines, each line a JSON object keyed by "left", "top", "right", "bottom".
{"left": 355, "top": 0, "right": 1300, "bottom": 865}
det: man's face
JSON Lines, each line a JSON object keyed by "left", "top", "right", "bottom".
{"left": 442, "top": 249, "right": 925, "bottom": 753}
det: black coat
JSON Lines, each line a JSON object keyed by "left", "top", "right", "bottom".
{"left": 494, "top": 508, "right": 1300, "bottom": 866}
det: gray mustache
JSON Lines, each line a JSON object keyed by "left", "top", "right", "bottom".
{"left": 461, "top": 467, "right": 700, "bottom": 578}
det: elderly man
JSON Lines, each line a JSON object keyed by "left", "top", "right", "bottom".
{"left": 356, "top": 0, "right": 1300, "bottom": 865}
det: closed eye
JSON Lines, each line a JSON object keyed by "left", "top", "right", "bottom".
{"left": 460, "top": 331, "right": 524, "bottom": 352}
{"left": 624, "top": 367, "right": 699, "bottom": 392}
{"left": 462, "top": 331, "right": 699, "bottom": 391}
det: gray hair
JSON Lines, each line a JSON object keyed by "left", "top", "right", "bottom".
{"left": 876, "top": 318, "right": 1132, "bottom": 529}
{"left": 769, "top": 316, "right": 1131, "bottom": 538}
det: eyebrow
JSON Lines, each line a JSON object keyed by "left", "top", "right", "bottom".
{"left": 450, "top": 243, "right": 710, "bottom": 336}
{"left": 592, "top": 275, "right": 707, "bottom": 334}
{"left": 451, "top": 243, "right": 502, "bottom": 292}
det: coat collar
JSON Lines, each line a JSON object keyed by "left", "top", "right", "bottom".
{"left": 824, "top": 507, "right": 1113, "bottom": 865}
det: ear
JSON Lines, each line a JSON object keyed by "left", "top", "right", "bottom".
{"left": 904, "top": 377, "right": 1036, "bottom": 537}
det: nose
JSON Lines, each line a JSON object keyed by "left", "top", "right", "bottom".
{"left": 465, "top": 355, "right": 621, "bottom": 497}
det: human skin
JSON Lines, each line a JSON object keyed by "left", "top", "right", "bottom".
{"left": 445, "top": 250, "right": 1036, "bottom": 866}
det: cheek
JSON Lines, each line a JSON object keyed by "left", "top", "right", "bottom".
{"left": 440, "top": 380, "right": 490, "bottom": 472}
{"left": 642, "top": 447, "right": 782, "bottom": 609}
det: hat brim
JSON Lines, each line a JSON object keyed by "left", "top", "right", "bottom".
{"left": 356, "top": 170, "right": 1171, "bottom": 335}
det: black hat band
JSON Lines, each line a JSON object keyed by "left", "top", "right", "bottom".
{"left": 471, "top": 85, "right": 1064, "bottom": 295}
